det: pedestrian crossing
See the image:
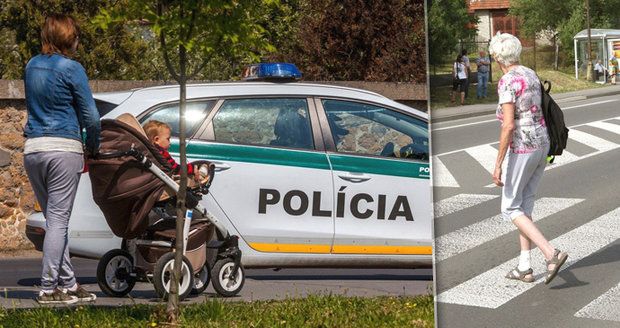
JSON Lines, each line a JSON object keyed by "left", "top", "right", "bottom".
{"left": 434, "top": 197, "right": 584, "bottom": 262}
{"left": 432, "top": 116, "right": 620, "bottom": 188}
{"left": 436, "top": 205, "right": 620, "bottom": 309}
{"left": 433, "top": 192, "right": 620, "bottom": 323}
{"left": 432, "top": 115, "right": 620, "bottom": 324}
{"left": 574, "top": 282, "right": 620, "bottom": 322}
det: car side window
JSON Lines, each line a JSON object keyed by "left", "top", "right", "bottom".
{"left": 212, "top": 98, "right": 314, "bottom": 150}
{"left": 322, "top": 99, "right": 429, "bottom": 161}
{"left": 140, "top": 100, "right": 215, "bottom": 137}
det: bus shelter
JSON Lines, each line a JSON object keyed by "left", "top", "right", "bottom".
{"left": 574, "top": 29, "right": 620, "bottom": 82}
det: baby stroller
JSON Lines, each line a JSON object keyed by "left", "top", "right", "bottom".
{"left": 88, "top": 113, "right": 245, "bottom": 300}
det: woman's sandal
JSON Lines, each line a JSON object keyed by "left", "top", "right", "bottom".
{"left": 545, "top": 249, "right": 568, "bottom": 285}
{"left": 505, "top": 267, "right": 534, "bottom": 283}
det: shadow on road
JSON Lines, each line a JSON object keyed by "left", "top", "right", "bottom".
{"left": 17, "top": 276, "right": 98, "bottom": 287}
{"left": 550, "top": 242, "right": 620, "bottom": 290}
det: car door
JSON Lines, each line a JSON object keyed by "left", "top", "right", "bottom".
{"left": 188, "top": 97, "right": 335, "bottom": 254}
{"left": 316, "top": 98, "right": 432, "bottom": 256}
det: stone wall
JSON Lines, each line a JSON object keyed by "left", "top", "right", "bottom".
{"left": 0, "top": 100, "right": 32, "bottom": 250}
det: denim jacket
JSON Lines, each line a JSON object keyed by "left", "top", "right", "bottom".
{"left": 24, "top": 54, "right": 100, "bottom": 153}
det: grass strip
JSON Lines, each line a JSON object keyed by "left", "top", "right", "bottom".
{"left": 0, "top": 294, "right": 434, "bottom": 328}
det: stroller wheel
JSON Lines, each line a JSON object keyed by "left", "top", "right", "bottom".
{"left": 96, "top": 249, "right": 135, "bottom": 297}
{"left": 212, "top": 258, "right": 245, "bottom": 297}
{"left": 153, "top": 252, "right": 194, "bottom": 301}
{"left": 191, "top": 262, "right": 211, "bottom": 295}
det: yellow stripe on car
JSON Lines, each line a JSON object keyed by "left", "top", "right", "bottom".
{"left": 249, "top": 243, "right": 432, "bottom": 255}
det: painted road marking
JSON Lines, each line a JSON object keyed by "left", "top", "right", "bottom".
{"left": 435, "top": 116, "right": 620, "bottom": 189}
{"left": 569, "top": 129, "right": 617, "bottom": 152}
{"left": 437, "top": 206, "right": 620, "bottom": 308}
{"left": 434, "top": 197, "right": 584, "bottom": 262}
{"left": 434, "top": 194, "right": 498, "bottom": 218}
{"left": 587, "top": 120, "right": 620, "bottom": 135}
{"left": 431, "top": 99, "right": 618, "bottom": 132}
{"left": 431, "top": 157, "right": 460, "bottom": 187}
{"left": 432, "top": 118, "right": 498, "bottom": 131}
{"left": 465, "top": 144, "right": 499, "bottom": 176}
{"left": 574, "top": 282, "right": 620, "bottom": 322}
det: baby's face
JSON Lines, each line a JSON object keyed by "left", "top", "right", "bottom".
{"left": 154, "top": 128, "right": 171, "bottom": 150}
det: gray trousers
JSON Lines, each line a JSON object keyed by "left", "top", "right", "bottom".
{"left": 24, "top": 151, "right": 83, "bottom": 291}
{"left": 501, "top": 145, "right": 549, "bottom": 221}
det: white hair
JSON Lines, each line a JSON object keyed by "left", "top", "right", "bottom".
{"left": 489, "top": 32, "right": 521, "bottom": 66}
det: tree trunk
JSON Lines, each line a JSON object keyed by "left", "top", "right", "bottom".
{"left": 554, "top": 34, "right": 559, "bottom": 71}
{"left": 166, "top": 44, "right": 188, "bottom": 326}
{"left": 532, "top": 38, "right": 537, "bottom": 72}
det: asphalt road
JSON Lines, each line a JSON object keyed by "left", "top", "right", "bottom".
{"left": 432, "top": 94, "right": 620, "bottom": 328}
{"left": 0, "top": 255, "right": 432, "bottom": 308}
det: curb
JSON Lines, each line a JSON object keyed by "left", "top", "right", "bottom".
{"left": 431, "top": 88, "right": 620, "bottom": 123}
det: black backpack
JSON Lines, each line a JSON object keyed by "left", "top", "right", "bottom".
{"left": 540, "top": 80, "right": 569, "bottom": 156}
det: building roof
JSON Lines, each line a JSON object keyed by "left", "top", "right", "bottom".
{"left": 574, "top": 29, "right": 620, "bottom": 40}
{"left": 467, "top": 0, "right": 510, "bottom": 11}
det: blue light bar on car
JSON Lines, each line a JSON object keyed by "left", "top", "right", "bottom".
{"left": 242, "top": 63, "right": 302, "bottom": 81}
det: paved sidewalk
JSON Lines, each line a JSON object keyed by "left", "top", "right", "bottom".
{"left": 431, "top": 84, "right": 620, "bottom": 122}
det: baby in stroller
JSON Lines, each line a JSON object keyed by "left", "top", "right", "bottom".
{"left": 88, "top": 113, "right": 244, "bottom": 300}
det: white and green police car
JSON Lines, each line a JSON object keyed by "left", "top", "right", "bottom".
{"left": 26, "top": 63, "right": 432, "bottom": 268}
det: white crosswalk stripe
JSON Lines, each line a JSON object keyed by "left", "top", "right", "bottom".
{"left": 434, "top": 197, "right": 583, "bottom": 262}
{"left": 569, "top": 129, "right": 617, "bottom": 152}
{"left": 431, "top": 156, "right": 460, "bottom": 187}
{"left": 437, "top": 206, "right": 620, "bottom": 308}
{"left": 433, "top": 193, "right": 498, "bottom": 218}
{"left": 587, "top": 120, "right": 620, "bottom": 135}
{"left": 574, "top": 282, "right": 620, "bottom": 322}
{"left": 434, "top": 118, "right": 620, "bottom": 189}
{"left": 464, "top": 144, "right": 498, "bottom": 176}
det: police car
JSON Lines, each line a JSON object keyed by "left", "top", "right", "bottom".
{"left": 25, "top": 63, "right": 432, "bottom": 269}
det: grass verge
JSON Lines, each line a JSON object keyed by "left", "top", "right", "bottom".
{"left": 430, "top": 69, "right": 605, "bottom": 110}
{"left": 0, "top": 294, "right": 434, "bottom": 328}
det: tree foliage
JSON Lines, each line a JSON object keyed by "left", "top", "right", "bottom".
{"left": 510, "top": 0, "right": 620, "bottom": 62}
{"left": 272, "top": 0, "right": 426, "bottom": 82}
{"left": 427, "top": 0, "right": 478, "bottom": 67}
{"left": 0, "top": 0, "right": 428, "bottom": 82}
{"left": 0, "top": 0, "right": 159, "bottom": 79}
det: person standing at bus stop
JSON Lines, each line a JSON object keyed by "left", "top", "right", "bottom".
{"left": 609, "top": 57, "right": 618, "bottom": 85}
{"left": 23, "top": 14, "right": 100, "bottom": 304}
{"left": 489, "top": 32, "right": 568, "bottom": 285}
{"left": 461, "top": 49, "right": 471, "bottom": 99}
{"left": 476, "top": 50, "right": 490, "bottom": 98}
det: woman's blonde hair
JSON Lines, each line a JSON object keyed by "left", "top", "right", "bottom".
{"left": 41, "top": 14, "right": 80, "bottom": 56}
{"left": 489, "top": 32, "right": 522, "bottom": 66}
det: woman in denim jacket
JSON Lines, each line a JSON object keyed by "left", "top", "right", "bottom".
{"left": 23, "top": 14, "right": 100, "bottom": 304}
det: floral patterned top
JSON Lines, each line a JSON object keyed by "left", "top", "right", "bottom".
{"left": 496, "top": 65, "right": 549, "bottom": 153}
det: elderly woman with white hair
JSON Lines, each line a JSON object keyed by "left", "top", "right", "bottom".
{"left": 489, "top": 32, "right": 568, "bottom": 284}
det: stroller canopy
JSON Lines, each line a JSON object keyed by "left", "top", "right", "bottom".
{"left": 88, "top": 114, "right": 173, "bottom": 239}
